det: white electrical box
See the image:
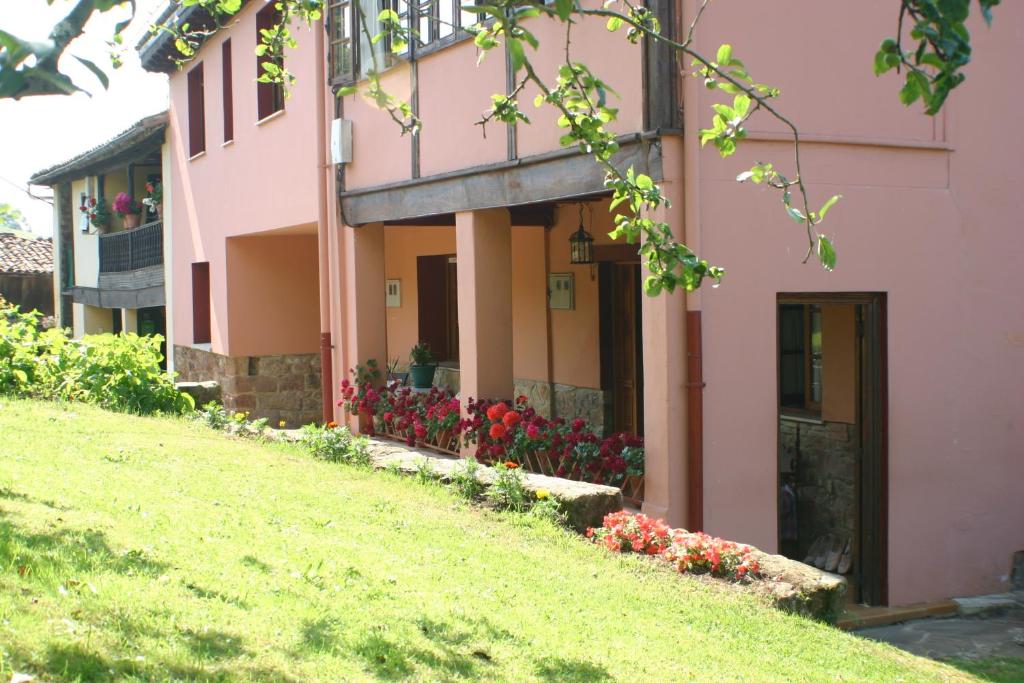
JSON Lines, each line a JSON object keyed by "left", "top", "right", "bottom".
{"left": 330, "top": 118, "right": 353, "bottom": 165}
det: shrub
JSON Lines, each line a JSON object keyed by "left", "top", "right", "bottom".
{"left": 300, "top": 422, "right": 371, "bottom": 466}
{"left": 449, "top": 458, "right": 485, "bottom": 500}
{"left": 0, "top": 300, "right": 192, "bottom": 415}
{"left": 485, "top": 462, "right": 530, "bottom": 512}
{"left": 528, "top": 490, "right": 567, "bottom": 526}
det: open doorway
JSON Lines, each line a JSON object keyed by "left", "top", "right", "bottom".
{"left": 777, "top": 293, "right": 887, "bottom": 605}
{"left": 416, "top": 254, "right": 459, "bottom": 363}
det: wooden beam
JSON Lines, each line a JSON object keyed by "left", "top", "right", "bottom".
{"left": 341, "top": 135, "right": 662, "bottom": 225}
{"left": 642, "top": 0, "right": 680, "bottom": 131}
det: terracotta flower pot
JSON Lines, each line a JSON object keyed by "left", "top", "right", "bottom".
{"left": 156, "top": 204, "right": 164, "bottom": 220}
{"left": 123, "top": 213, "right": 141, "bottom": 230}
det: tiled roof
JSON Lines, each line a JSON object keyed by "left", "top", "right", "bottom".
{"left": 29, "top": 111, "right": 167, "bottom": 186}
{"left": 0, "top": 231, "right": 53, "bottom": 275}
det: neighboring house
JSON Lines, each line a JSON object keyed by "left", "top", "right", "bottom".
{"left": 29, "top": 113, "right": 170, "bottom": 360}
{"left": 140, "top": 1, "right": 1023, "bottom": 608}
{"left": 0, "top": 229, "right": 54, "bottom": 317}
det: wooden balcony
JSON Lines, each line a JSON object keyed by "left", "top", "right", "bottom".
{"left": 99, "top": 220, "right": 163, "bottom": 274}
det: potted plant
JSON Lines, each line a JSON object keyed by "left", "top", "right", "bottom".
{"left": 142, "top": 181, "right": 163, "bottom": 219}
{"left": 408, "top": 341, "right": 437, "bottom": 389}
{"left": 112, "top": 192, "right": 144, "bottom": 229}
{"left": 79, "top": 196, "right": 111, "bottom": 231}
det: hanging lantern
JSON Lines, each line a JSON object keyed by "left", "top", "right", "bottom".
{"left": 568, "top": 204, "right": 594, "bottom": 264}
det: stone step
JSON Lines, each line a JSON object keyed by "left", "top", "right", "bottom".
{"left": 363, "top": 438, "right": 623, "bottom": 532}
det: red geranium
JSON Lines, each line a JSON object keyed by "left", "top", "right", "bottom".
{"left": 502, "top": 411, "right": 521, "bottom": 427}
{"left": 489, "top": 422, "right": 507, "bottom": 440}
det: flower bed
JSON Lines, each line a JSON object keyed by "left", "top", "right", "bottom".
{"left": 588, "top": 511, "right": 761, "bottom": 581}
{"left": 461, "top": 397, "right": 645, "bottom": 502}
{"left": 338, "top": 371, "right": 646, "bottom": 503}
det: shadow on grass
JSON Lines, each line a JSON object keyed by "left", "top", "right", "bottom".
{"left": 0, "top": 486, "right": 72, "bottom": 511}
{"left": 946, "top": 657, "right": 1024, "bottom": 683}
{"left": 535, "top": 656, "right": 614, "bottom": 682}
{"left": 42, "top": 642, "right": 294, "bottom": 682}
{"left": 241, "top": 554, "right": 274, "bottom": 573}
{"left": 0, "top": 517, "right": 167, "bottom": 580}
{"left": 300, "top": 616, "right": 346, "bottom": 653}
{"left": 184, "top": 581, "right": 251, "bottom": 609}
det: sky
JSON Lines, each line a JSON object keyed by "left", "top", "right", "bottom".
{"left": 0, "top": 0, "right": 170, "bottom": 238}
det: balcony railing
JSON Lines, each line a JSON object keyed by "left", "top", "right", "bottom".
{"left": 99, "top": 220, "right": 163, "bottom": 273}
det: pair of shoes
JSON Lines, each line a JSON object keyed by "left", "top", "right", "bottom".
{"left": 837, "top": 539, "right": 852, "bottom": 575}
{"left": 804, "top": 536, "right": 826, "bottom": 565}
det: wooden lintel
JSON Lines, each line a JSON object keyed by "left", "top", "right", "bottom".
{"left": 341, "top": 136, "right": 662, "bottom": 226}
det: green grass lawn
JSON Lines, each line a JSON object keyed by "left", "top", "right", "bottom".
{"left": 0, "top": 399, "right": 981, "bottom": 682}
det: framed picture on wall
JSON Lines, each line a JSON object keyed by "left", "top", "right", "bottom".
{"left": 548, "top": 273, "right": 574, "bottom": 310}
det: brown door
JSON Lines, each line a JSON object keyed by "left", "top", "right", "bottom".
{"left": 417, "top": 254, "right": 451, "bottom": 362}
{"left": 611, "top": 264, "right": 643, "bottom": 434}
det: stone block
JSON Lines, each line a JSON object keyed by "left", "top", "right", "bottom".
{"left": 278, "top": 374, "right": 303, "bottom": 391}
{"left": 231, "top": 394, "right": 255, "bottom": 411}
{"left": 175, "top": 381, "right": 221, "bottom": 408}
{"left": 253, "top": 375, "right": 279, "bottom": 393}
{"left": 749, "top": 551, "right": 847, "bottom": 623}
{"left": 953, "top": 593, "right": 1022, "bottom": 616}
{"left": 363, "top": 438, "right": 622, "bottom": 532}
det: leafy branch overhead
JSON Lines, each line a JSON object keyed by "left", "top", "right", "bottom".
{"left": 2, "top": 0, "right": 999, "bottom": 293}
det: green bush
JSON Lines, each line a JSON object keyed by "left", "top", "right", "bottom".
{"left": 300, "top": 423, "right": 371, "bottom": 466}
{"left": 0, "top": 300, "right": 193, "bottom": 415}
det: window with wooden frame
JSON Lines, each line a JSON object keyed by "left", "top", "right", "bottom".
{"left": 256, "top": 3, "right": 285, "bottom": 120}
{"left": 328, "top": 0, "right": 480, "bottom": 86}
{"left": 222, "top": 39, "right": 234, "bottom": 142}
{"left": 779, "top": 303, "right": 822, "bottom": 415}
{"left": 328, "top": 0, "right": 355, "bottom": 82}
{"left": 187, "top": 62, "right": 206, "bottom": 157}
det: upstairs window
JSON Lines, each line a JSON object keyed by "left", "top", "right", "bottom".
{"left": 222, "top": 39, "right": 234, "bottom": 142}
{"left": 328, "top": 0, "right": 479, "bottom": 85}
{"left": 256, "top": 3, "right": 285, "bottom": 120}
{"left": 328, "top": 0, "right": 355, "bottom": 82}
{"left": 187, "top": 63, "right": 206, "bottom": 156}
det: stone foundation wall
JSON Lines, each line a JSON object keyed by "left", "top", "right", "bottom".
{"left": 779, "top": 418, "right": 858, "bottom": 559}
{"left": 174, "top": 345, "right": 321, "bottom": 428}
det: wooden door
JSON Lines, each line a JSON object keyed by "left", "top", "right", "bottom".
{"left": 416, "top": 254, "right": 451, "bottom": 362}
{"left": 611, "top": 264, "right": 643, "bottom": 434}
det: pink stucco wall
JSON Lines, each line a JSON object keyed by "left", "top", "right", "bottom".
{"left": 168, "top": 1, "right": 321, "bottom": 355}
{"left": 685, "top": 0, "right": 1024, "bottom": 603}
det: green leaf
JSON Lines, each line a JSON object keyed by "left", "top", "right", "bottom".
{"left": 817, "top": 235, "right": 837, "bottom": 271}
{"left": 785, "top": 206, "right": 806, "bottom": 224}
{"left": 635, "top": 174, "right": 653, "bottom": 191}
{"left": 606, "top": 16, "right": 622, "bottom": 32}
{"left": 337, "top": 85, "right": 358, "bottom": 96}
{"left": 554, "top": 0, "right": 573, "bottom": 21}
{"left": 73, "top": 56, "right": 109, "bottom": 90}
{"left": 716, "top": 44, "right": 732, "bottom": 65}
{"left": 817, "top": 194, "right": 841, "bottom": 221}
{"left": 508, "top": 39, "right": 525, "bottom": 73}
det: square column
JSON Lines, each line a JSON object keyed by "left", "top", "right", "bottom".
{"left": 456, "top": 208, "right": 514, "bottom": 425}
{"left": 641, "top": 176, "right": 690, "bottom": 529}
{"left": 341, "top": 222, "right": 387, "bottom": 430}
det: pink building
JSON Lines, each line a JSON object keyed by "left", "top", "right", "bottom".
{"left": 140, "top": 0, "right": 1024, "bottom": 606}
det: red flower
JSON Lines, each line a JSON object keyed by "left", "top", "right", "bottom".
{"left": 486, "top": 402, "right": 509, "bottom": 422}
{"left": 414, "top": 423, "right": 427, "bottom": 439}
{"left": 489, "top": 422, "right": 507, "bottom": 440}
{"left": 526, "top": 423, "right": 541, "bottom": 440}
{"left": 502, "top": 411, "right": 521, "bottom": 427}
{"left": 504, "top": 461, "right": 519, "bottom": 469}
{"left": 326, "top": 421, "right": 338, "bottom": 429}
{"left": 571, "top": 418, "right": 586, "bottom": 432}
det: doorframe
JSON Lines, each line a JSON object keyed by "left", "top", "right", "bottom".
{"left": 776, "top": 292, "right": 888, "bottom": 606}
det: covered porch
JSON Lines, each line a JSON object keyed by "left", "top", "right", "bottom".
{"left": 333, "top": 137, "right": 694, "bottom": 524}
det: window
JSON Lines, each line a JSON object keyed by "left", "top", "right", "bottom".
{"left": 328, "top": 0, "right": 479, "bottom": 85}
{"left": 187, "top": 63, "right": 206, "bottom": 156}
{"left": 779, "top": 303, "right": 822, "bottom": 414}
{"left": 328, "top": 0, "right": 355, "bottom": 82}
{"left": 256, "top": 3, "right": 285, "bottom": 120}
{"left": 191, "top": 262, "right": 211, "bottom": 344}
{"left": 222, "top": 39, "right": 234, "bottom": 142}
